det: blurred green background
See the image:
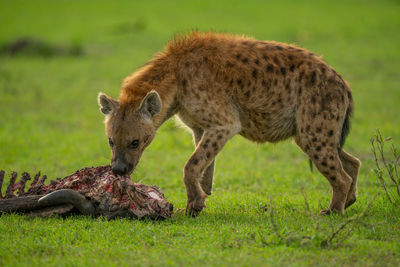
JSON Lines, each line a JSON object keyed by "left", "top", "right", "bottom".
{"left": 0, "top": 0, "right": 399, "bottom": 266}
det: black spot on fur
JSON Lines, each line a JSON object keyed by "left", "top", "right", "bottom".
{"left": 236, "top": 54, "right": 241, "bottom": 60}
{"left": 328, "top": 130, "right": 334, "bottom": 136}
{"left": 226, "top": 61, "right": 234, "bottom": 67}
{"left": 288, "top": 55, "right": 293, "bottom": 60}
{"left": 298, "top": 87, "right": 302, "bottom": 95}
{"left": 285, "top": 83, "right": 291, "bottom": 92}
{"left": 311, "top": 71, "right": 316, "bottom": 85}
{"left": 252, "top": 69, "right": 258, "bottom": 79}
{"left": 290, "top": 65, "right": 295, "bottom": 72}
{"left": 306, "top": 125, "right": 311, "bottom": 132}
{"left": 311, "top": 96, "right": 316, "bottom": 103}
{"left": 185, "top": 62, "right": 190, "bottom": 67}
{"left": 202, "top": 143, "right": 208, "bottom": 149}
{"left": 316, "top": 146, "right": 321, "bottom": 151}
{"left": 242, "top": 58, "right": 249, "bottom": 64}
{"left": 266, "top": 64, "right": 274, "bottom": 72}
{"left": 329, "top": 156, "right": 334, "bottom": 160}
{"left": 237, "top": 79, "right": 243, "bottom": 87}
{"left": 206, "top": 152, "right": 211, "bottom": 158}
{"left": 190, "top": 158, "right": 199, "bottom": 165}
{"left": 314, "top": 154, "right": 319, "bottom": 160}
{"left": 280, "top": 68, "right": 286, "bottom": 75}
{"left": 275, "top": 45, "right": 283, "bottom": 50}
{"left": 330, "top": 176, "right": 336, "bottom": 181}
{"left": 262, "top": 80, "right": 267, "bottom": 87}
{"left": 316, "top": 127, "right": 321, "bottom": 133}
{"left": 312, "top": 137, "right": 317, "bottom": 142}
{"left": 212, "top": 143, "right": 218, "bottom": 150}
{"left": 217, "top": 135, "right": 223, "bottom": 140}
{"left": 254, "top": 59, "right": 260, "bottom": 65}
{"left": 322, "top": 161, "right": 327, "bottom": 167}
{"left": 244, "top": 91, "right": 250, "bottom": 98}
{"left": 330, "top": 166, "right": 335, "bottom": 170}
{"left": 263, "top": 55, "right": 270, "bottom": 61}
{"left": 182, "top": 79, "right": 187, "bottom": 87}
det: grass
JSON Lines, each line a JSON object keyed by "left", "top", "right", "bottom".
{"left": 1, "top": 0, "right": 400, "bottom": 266}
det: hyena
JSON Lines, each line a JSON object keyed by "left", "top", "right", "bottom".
{"left": 98, "top": 32, "right": 360, "bottom": 216}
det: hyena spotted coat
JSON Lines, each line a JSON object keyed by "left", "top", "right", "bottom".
{"left": 98, "top": 32, "right": 361, "bottom": 216}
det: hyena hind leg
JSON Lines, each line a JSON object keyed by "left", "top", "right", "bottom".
{"left": 294, "top": 134, "right": 352, "bottom": 215}
{"left": 339, "top": 149, "right": 361, "bottom": 208}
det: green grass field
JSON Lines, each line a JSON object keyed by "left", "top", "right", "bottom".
{"left": 1, "top": 0, "right": 400, "bottom": 266}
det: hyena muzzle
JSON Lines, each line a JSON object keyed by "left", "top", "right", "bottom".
{"left": 98, "top": 32, "right": 361, "bottom": 216}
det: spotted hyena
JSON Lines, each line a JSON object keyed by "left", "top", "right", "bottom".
{"left": 98, "top": 32, "right": 360, "bottom": 216}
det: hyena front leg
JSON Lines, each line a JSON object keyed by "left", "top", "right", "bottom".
{"left": 184, "top": 125, "right": 240, "bottom": 217}
{"left": 192, "top": 127, "right": 215, "bottom": 195}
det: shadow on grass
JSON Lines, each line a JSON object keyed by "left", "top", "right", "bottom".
{"left": 0, "top": 37, "right": 84, "bottom": 58}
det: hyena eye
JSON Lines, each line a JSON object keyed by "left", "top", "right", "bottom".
{"left": 108, "top": 138, "right": 114, "bottom": 147}
{"left": 128, "top": 139, "right": 139, "bottom": 149}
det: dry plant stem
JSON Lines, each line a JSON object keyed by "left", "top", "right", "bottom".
{"left": 377, "top": 133, "right": 400, "bottom": 195}
{"left": 322, "top": 194, "right": 378, "bottom": 247}
{"left": 371, "top": 137, "right": 393, "bottom": 203}
{"left": 371, "top": 130, "right": 400, "bottom": 201}
{"left": 300, "top": 188, "right": 311, "bottom": 214}
{"left": 391, "top": 145, "right": 400, "bottom": 196}
{"left": 269, "top": 202, "right": 284, "bottom": 242}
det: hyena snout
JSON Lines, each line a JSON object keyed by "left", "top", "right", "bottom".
{"left": 111, "top": 159, "right": 133, "bottom": 176}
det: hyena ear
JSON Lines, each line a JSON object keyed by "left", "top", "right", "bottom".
{"left": 98, "top": 93, "right": 119, "bottom": 115}
{"left": 138, "top": 90, "right": 162, "bottom": 120}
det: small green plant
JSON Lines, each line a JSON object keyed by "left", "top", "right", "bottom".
{"left": 371, "top": 130, "right": 400, "bottom": 205}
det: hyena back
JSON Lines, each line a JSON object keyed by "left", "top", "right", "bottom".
{"left": 98, "top": 32, "right": 360, "bottom": 216}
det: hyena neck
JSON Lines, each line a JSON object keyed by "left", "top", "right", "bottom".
{"left": 119, "top": 57, "right": 179, "bottom": 129}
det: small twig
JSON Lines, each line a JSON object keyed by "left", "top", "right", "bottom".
{"left": 390, "top": 145, "right": 400, "bottom": 196}
{"left": 371, "top": 137, "right": 393, "bottom": 203}
{"left": 321, "top": 194, "right": 377, "bottom": 248}
{"left": 269, "top": 201, "right": 284, "bottom": 242}
{"left": 376, "top": 131, "right": 400, "bottom": 195}
{"left": 300, "top": 188, "right": 311, "bottom": 214}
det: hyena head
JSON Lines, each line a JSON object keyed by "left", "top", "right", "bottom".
{"left": 98, "top": 90, "right": 162, "bottom": 175}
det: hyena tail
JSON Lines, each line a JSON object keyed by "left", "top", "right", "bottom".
{"left": 339, "top": 107, "right": 352, "bottom": 149}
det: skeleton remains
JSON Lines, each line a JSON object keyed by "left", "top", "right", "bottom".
{"left": 0, "top": 166, "right": 173, "bottom": 219}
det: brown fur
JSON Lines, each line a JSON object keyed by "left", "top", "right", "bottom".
{"left": 98, "top": 31, "right": 361, "bottom": 216}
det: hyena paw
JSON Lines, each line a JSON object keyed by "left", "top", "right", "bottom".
{"left": 185, "top": 197, "right": 206, "bottom": 217}
{"left": 319, "top": 207, "right": 344, "bottom": 216}
{"left": 345, "top": 195, "right": 357, "bottom": 209}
